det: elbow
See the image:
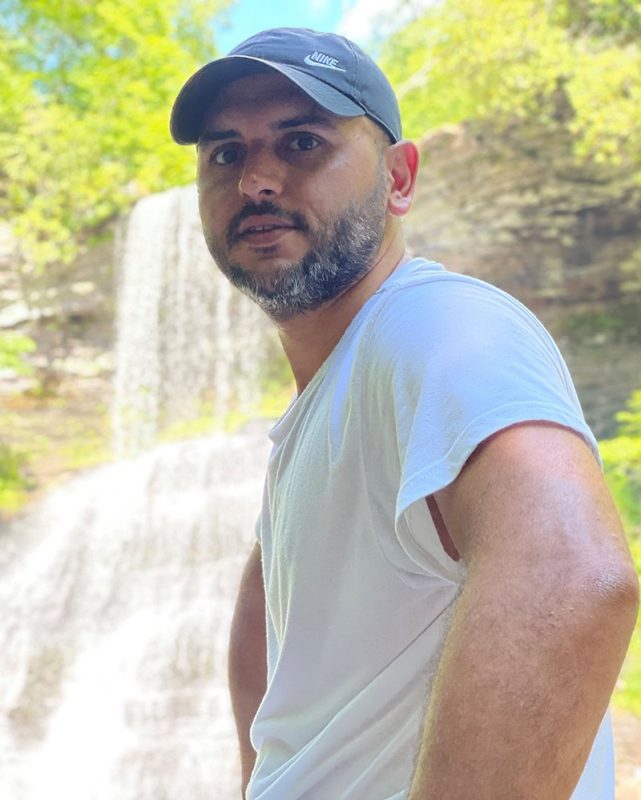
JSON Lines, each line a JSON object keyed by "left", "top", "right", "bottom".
{"left": 593, "top": 558, "right": 639, "bottom": 613}
{"left": 584, "top": 556, "right": 639, "bottom": 643}
{"left": 559, "top": 559, "right": 640, "bottom": 690}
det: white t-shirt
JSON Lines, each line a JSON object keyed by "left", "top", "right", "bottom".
{"left": 247, "top": 259, "right": 614, "bottom": 799}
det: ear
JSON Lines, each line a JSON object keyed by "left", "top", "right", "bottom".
{"left": 385, "top": 140, "right": 419, "bottom": 217}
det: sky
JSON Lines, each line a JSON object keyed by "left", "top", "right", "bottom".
{"left": 213, "top": 0, "right": 403, "bottom": 53}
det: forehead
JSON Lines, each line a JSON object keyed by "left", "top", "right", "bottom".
{"left": 202, "top": 71, "right": 340, "bottom": 130}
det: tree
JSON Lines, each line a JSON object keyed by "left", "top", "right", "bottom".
{"left": 0, "top": 0, "right": 230, "bottom": 278}
{"left": 380, "top": 0, "right": 641, "bottom": 173}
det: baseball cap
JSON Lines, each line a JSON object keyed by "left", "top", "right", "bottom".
{"left": 170, "top": 27, "right": 402, "bottom": 145}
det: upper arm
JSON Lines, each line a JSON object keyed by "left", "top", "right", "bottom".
{"left": 247, "top": 541, "right": 264, "bottom": 594}
{"left": 433, "top": 422, "right": 636, "bottom": 587}
{"left": 234, "top": 541, "right": 265, "bottom": 625}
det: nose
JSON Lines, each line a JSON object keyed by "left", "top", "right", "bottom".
{"left": 238, "top": 147, "right": 284, "bottom": 200}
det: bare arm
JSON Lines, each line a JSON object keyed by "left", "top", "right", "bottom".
{"left": 229, "top": 541, "right": 267, "bottom": 797}
{"left": 409, "top": 423, "right": 639, "bottom": 800}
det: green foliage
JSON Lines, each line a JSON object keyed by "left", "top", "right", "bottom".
{"left": 157, "top": 378, "right": 294, "bottom": 443}
{"left": 383, "top": 0, "right": 569, "bottom": 134}
{"left": 58, "top": 430, "right": 113, "bottom": 471}
{"left": 613, "top": 535, "right": 641, "bottom": 713}
{"left": 601, "top": 387, "right": 641, "bottom": 713}
{"left": 616, "top": 628, "right": 641, "bottom": 714}
{"left": 614, "top": 388, "right": 641, "bottom": 436}
{"left": 566, "top": 41, "right": 641, "bottom": 167}
{"left": 0, "top": 332, "right": 36, "bottom": 375}
{"left": 0, "top": 0, "right": 229, "bottom": 272}
{"left": 601, "top": 388, "right": 641, "bottom": 530}
{"left": 0, "top": 400, "right": 113, "bottom": 515}
{"left": 381, "top": 0, "right": 641, "bottom": 173}
{"left": 602, "top": 434, "right": 641, "bottom": 527}
{"left": 553, "top": 0, "right": 641, "bottom": 42}
{"left": 0, "top": 442, "right": 34, "bottom": 512}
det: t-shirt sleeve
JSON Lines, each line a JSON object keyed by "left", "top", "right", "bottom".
{"left": 363, "top": 275, "right": 599, "bottom": 577}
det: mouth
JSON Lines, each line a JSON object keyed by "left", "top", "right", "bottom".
{"left": 239, "top": 226, "right": 299, "bottom": 249}
{"left": 234, "top": 214, "right": 301, "bottom": 248}
{"left": 237, "top": 214, "right": 298, "bottom": 237}
{"left": 240, "top": 223, "right": 295, "bottom": 236}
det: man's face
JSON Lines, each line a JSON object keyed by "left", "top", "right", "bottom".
{"left": 196, "top": 71, "right": 391, "bottom": 320}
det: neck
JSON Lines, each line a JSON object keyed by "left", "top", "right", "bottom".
{"left": 276, "top": 231, "right": 409, "bottom": 396}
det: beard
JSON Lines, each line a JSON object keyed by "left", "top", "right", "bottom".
{"left": 201, "top": 169, "right": 389, "bottom": 321}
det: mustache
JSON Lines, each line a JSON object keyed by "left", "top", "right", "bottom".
{"left": 226, "top": 202, "right": 309, "bottom": 247}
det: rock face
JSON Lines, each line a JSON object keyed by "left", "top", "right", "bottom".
{"left": 404, "top": 120, "right": 641, "bottom": 437}
{"left": 0, "top": 228, "right": 116, "bottom": 401}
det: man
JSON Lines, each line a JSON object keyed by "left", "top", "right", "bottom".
{"left": 170, "top": 28, "right": 639, "bottom": 799}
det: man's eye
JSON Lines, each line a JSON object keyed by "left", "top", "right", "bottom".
{"left": 288, "top": 134, "right": 320, "bottom": 152}
{"left": 212, "top": 147, "right": 240, "bottom": 165}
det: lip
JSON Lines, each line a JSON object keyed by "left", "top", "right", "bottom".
{"left": 238, "top": 215, "right": 297, "bottom": 237}
{"left": 240, "top": 226, "right": 298, "bottom": 248}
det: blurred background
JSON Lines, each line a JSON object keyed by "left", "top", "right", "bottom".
{"left": 0, "top": 0, "right": 640, "bottom": 797}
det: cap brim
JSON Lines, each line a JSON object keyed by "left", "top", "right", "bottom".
{"left": 170, "top": 56, "right": 365, "bottom": 145}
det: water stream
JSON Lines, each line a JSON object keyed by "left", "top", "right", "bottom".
{"left": 1, "top": 186, "right": 276, "bottom": 798}
{"left": 113, "top": 185, "right": 271, "bottom": 457}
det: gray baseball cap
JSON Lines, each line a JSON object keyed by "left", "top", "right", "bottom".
{"left": 170, "top": 27, "right": 402, "bottom": 145}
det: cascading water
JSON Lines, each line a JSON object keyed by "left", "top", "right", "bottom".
{"left": 0, "top": 185, "right": 280, "bottom": 799}
{"left": 113, "top": 185, "right": 271, "bottom": 457}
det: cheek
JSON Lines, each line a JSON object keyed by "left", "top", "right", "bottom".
{"left": 196, "top": 189, "right": 208, "bottom": 227}
{"left": 197, "top": 155, "right": 237, "bottom": 197}
{"left": 324, "top": 148, "right": 379, "bottom": 197}
{"left": 197, "top": 171, "right": 223, "bottom": 200}
{"left": 197, "top": 177, "right": 234, "bottom": 231}
{"left": 300, "top": 160, "right": 360, "bottom": 213}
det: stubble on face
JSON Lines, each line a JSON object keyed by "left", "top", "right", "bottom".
{"left": 202, "top": 158, "right": 390, "bottom": 322}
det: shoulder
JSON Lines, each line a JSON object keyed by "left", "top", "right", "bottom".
{"left": 363, "top": 265, "right": 560, "bottom": 377}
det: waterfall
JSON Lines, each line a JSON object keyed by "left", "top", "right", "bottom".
{"left": 113, "top": 185, "right": 272, "bottom": 457}
{"left": 0, "top": 187, "right": 280, "bottom": 799}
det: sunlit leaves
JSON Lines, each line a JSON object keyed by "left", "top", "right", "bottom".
{"left": 0, "top": 0, "right": 229, "bottom": 272}
{"left": 0, "top": 332, "right": 36, "bottom": 375}
{"left": 382, "top": 0, "right": 641, "bottom": 175}
{"left": 567, "top": 44, "right": 641, "bottom": 165}
{"left": 553, "top": 0, "right": 641, "bottom": 43}
{"left": 601, "top": 388, "right": 641, "bottom": 530}
{"left": 383, "top": 0, "right": 568, "bottom": 136}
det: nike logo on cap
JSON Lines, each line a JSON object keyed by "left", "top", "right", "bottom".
{"left": 304, "top": 51, "right": 347, "bottom": 72}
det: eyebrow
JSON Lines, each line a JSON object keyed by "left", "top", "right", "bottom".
{"left": 276, "top": 114, "right": 338, "bottom": 131}
{"left": 199, "top": 113, "right": 339, "bottom": 144}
